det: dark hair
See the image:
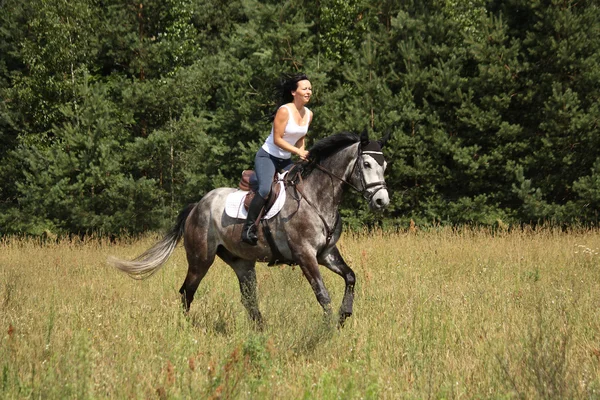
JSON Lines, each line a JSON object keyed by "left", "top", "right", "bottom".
{"left": 269, "top": 73, "right": 310, "bottom": 121}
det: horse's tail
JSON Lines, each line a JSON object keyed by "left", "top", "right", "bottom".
{"left": 108, "top": 203, "right": 196, "bottom": 280}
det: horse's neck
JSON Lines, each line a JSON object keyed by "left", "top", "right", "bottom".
{"left": 302, "top": 143, "right": 358, "bottom": 206}
{"left": 321, "top": 143, "right": 358, "bottom": 181}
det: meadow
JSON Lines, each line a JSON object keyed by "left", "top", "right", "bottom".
{"left": 1, "top": 227, "right": 600, "bottom": 399}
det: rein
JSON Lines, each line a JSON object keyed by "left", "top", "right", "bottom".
{"left": 291, "top": 173, "right": 338, "bottom": 245}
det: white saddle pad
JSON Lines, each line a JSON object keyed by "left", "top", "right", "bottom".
{"left": 224, "top": 172, "right": 288, "bottom": 220}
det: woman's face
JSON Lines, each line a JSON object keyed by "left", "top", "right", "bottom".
{"left": 292, "top": 80, "right": 312, "bottom": 104}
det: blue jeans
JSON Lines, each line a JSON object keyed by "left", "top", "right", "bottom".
{"left": 254, "top": 148, "right": 292, "bottom": 198}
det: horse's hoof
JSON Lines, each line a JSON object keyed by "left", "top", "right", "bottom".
{"left": 338, "top": 312, "right": 352, "bottom": 328}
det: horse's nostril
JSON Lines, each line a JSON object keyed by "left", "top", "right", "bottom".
{"left": 376, "top": 198, "right": 383, "bottom": 206}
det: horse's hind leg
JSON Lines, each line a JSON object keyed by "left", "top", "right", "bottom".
{"left": 218, "top": 249, "right": 263, "bottom": 326}
{"left": 318, "top": 245, "right": 355, "bottom": 327}
{"left": 179, "top": 230, "right": 217, "bottom": 312}
{"left": 179, "top": 254, "right": 214, "bottom": 313}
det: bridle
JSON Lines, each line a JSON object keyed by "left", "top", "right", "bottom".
{"left": 313, "top": 145, "right": 387, "bottom": 202}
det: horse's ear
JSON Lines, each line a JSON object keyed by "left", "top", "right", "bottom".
{"left": 378, "top": 130, "right": 391, "bottom": 148}
{"left": 360, "top": 128, "right": 369, "bottom": 146}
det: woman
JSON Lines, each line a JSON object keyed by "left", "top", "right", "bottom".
{"left": 241, "top": 73, "right": 313, "bottom": 245}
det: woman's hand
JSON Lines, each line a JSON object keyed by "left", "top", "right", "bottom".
{"left": 296, "top": 149, "right": 309, "bottom": 160}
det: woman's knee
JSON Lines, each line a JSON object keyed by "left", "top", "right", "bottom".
{"left": 254, "top": 149, "right": 277, "bottom": 198}
{"left": 257, "top": 183, "right": 271, "bottom": 199}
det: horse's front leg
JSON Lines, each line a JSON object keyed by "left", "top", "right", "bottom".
{"left": 319, "top": 245, "right": 356, "bottom": 327}
{"left": 296, "top": 252, "right": 334, "bottom": 319}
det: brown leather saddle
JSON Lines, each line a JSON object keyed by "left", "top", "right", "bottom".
{"left": 238, "top": 170, "right": 283, "bottom": 214}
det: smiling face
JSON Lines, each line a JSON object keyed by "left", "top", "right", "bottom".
{"left": 292, "top": 79, "right": 312, "bottom": 105}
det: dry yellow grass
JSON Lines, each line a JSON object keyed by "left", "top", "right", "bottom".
{"left": 1, "top": 228, "right": 600, "bottom": 398}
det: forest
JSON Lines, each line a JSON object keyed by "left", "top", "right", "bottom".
{"left": 1, "top": 0, "right": 599, "bottom": 236}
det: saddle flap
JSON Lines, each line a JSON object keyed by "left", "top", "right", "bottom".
{"left": 243, "top": 180, "right": 282, "bottom": 212}
{"left": 225, "top": 172, "right": 289, "bottom": 221}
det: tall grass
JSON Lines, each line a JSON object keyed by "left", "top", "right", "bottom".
{"left": 1, "top": 228, "right": 600, "bottom": 398}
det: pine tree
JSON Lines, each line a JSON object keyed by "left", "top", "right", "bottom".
{"left": 490, "top": 0, "right": 600, "bottom": 223}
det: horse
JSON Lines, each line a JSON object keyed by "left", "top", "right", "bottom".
{"left": 109, "top": 129, "right": 390, "bottom": 327}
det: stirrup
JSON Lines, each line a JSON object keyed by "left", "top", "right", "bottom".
{"left": 241, "top": 224, "right": 258, "bottom": 245}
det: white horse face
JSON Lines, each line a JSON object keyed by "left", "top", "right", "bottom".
{"left": 353, "top": 129, "right": 391, "bottom": 211}
{"left": 360, "top": 153, "right": 389, "bottom": 210}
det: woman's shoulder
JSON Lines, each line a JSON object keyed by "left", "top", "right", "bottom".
{"left": 277, "top": 104, "right": 292, "bottom": 114}
{"left": 274, "top": 104, "right": 290, "bottom": 123}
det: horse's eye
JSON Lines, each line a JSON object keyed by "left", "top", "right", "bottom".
{"left": 363, "top": 162, "right": 371, "bottom": 168}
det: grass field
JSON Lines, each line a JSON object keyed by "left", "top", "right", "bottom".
{"left": 1, "top": 227, "right": 600, "bottom": 399}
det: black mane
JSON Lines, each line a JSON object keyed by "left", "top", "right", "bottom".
{"left": 307, "top": 132, "right": 360, "bottom": 162}
{"left": 294, "top": 132, "right": 360, "bottom": 177}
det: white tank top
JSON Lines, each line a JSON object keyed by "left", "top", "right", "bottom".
{"left": 261, "top": 104, "right": 310, "bottom": 159}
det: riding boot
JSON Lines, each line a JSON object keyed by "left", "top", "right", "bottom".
{"left": 241, "top": 194, "right": 266, "bottom": 245}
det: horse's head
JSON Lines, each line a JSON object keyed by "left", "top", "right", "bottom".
{"left": 352, "top": 129, "right": 390, "bottom": 211}
{"left": 303, "top": 130, "right": 390, "bottom": 210}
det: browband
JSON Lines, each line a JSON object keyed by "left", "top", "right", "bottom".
{"left": 361, "top": 148, "right": 385, "bottom": 165}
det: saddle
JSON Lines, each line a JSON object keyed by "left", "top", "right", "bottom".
{"left": 238, "top": 170, "right": 283, "bottom": 213}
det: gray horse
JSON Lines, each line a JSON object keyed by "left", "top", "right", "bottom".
{"left": 109, "top": 130, "right": 389, "bottom": 326}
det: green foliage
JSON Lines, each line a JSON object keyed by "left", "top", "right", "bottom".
{"left": 2, "top": 77, "right": 163, "bottom": 235}
{"left": 1, "top": 0, "right": 600, "bottom": 235}
{"left": 318, "top": 0, "right": 366, "bottom": 62}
